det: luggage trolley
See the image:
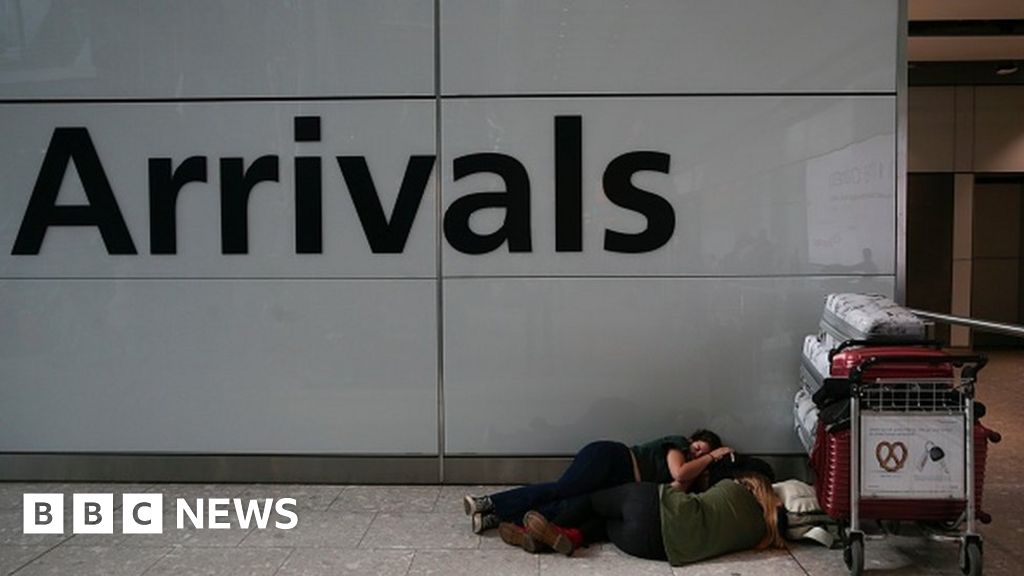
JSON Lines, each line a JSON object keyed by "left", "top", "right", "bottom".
{"left": 843, "top": 354, "right": 989, "bottom": 576}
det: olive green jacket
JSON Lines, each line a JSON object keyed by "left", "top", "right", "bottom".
{"left": 659, "top": 480, "right": 766, "bottom": 566}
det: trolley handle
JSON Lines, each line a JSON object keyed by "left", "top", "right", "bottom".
{"left": 828, "top": 338, "right": 943, "bottom": 362}
{"left": 848, "top": 354, "right": 988, "bottom": 385}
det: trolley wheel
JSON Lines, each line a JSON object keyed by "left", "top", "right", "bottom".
{"left": 844, "top": 532, "right": 865, "bottom": 576}
{"left": 959, "top": 537, "right": 982, "bottom": 576}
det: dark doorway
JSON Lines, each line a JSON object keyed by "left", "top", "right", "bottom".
{"left": 907, "top": 173, "right": 954, "bottom": 344}
{"left": 972, "top": 175, "right": 1024, "bottom": 348}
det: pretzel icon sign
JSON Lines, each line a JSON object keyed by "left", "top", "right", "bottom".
{"left": 875, "top": 441, "right": 908, "bottom": 472}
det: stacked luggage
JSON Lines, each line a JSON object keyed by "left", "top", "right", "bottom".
{"left": 793, "top": 293, "right": 999, "bottom": 522}
{"left": 794, "top": 293, "right": 926, "bottom": 457}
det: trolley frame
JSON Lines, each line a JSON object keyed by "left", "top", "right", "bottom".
{"left": 844, "top": 354, "right": 987, "bottom": 576}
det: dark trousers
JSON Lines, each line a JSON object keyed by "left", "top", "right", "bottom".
{"left": 553, "top": 482, "right": 667, "bottom": 561}
{"left": 489, "top": 440, "right": 636, "bottom": 523}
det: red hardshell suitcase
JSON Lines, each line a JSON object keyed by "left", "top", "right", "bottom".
{"left": 811, "top": 419, "right": 996, "bottom": 522}
{"left": 811, "top": 344, "right": 998, "bottom": 522}
{"left": 830, "top": 344, "right": 952, "bottom": 380}
{"left": 811, "top": 343, "right": 954, "bottom": 407}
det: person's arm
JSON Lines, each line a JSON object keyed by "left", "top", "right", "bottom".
{"left": 667, "top": 446, "right": 734, "bottom": 492}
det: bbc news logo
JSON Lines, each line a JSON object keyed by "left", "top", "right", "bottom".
{"left": 23, "top": 493, "right": 298, "bottom": 534}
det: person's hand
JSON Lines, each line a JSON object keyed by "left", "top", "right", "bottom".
{"left": 710, "top": 447, "right": 734, "bottom": 462}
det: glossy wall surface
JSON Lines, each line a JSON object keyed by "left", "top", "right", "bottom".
{"left": 0, "top": 1, "right": 900, "bottom": 457}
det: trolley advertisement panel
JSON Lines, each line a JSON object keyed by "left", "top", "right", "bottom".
{"left": 860, "top": 413, "right": 965, "bottom": 499}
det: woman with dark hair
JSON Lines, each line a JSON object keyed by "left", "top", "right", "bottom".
{"left": 463, "top": 429, "right": 732, "bottom": 533}
{"left": 500, "top": 472, "right": 784, "bottom": 566}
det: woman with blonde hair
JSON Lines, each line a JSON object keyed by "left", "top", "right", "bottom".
{"left": 732, "top": 473, "right": 786, "bottom": 551}
{"left": 500, "top": 472, "right": 784, "bottom": 566}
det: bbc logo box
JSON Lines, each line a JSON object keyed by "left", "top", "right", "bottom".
{"left": 23, "top": 493, "right": 163, "bottom": 534}
{"left": 23, "top": 493, "right": 296, "bottom": 534}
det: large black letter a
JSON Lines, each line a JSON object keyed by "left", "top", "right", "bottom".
{"left": 443, "top": 153, "right": 532, "bottom": 255}
{"left": 12, "top": 128, "right": 136, "bottom": 255}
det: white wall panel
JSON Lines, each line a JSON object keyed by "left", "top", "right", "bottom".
{"left": 0, "top": 279, "right": 437, "bottom": 453}
{"left": 441, "top": 0, "right": 897, "bottom": 95}
{"left": 0, "top": 101, "right": 436, "bottom": 278}
{"left": 441, "top": 97, "right": 895, "bottom": 277}
{"left": 444, "top": 276, "right": 895, "bottom": 454}
{"left": 0, "top": 2, "right": 900, "bottom": 461}
{"left": 0, "top": 0, "right": 434, "bottom": 99}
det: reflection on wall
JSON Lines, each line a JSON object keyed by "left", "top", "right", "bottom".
{"left": 442, "top": 97, "right": 896, "bottom": 278}
{"left": 805, "top": 134, "right": 894, "bottom": 272}
{"left": 0, "top": 0, "right": 97, "bottom": 85}
{"left": 0, "top": 1, "right": 436, "bottom": 98}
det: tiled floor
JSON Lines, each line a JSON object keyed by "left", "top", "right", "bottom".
{"left": 1, "top": 351, "right": 1020, "bottom": 575}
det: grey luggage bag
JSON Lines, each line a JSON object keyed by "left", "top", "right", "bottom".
{"left": 819, "top": 293, "right": 926, "bottom": 342}
{"left": 793, "top": 388, "right": 819, "bottom": 455}
{"left": 800, "top": 333, "right": 835, "bottom": 396}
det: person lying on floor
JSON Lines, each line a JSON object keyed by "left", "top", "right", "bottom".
{"left": 463, "top": 430, "right": 733, "bottom": 533}
{"left": 498, "top": 472, "right": 784, "bottom": 566}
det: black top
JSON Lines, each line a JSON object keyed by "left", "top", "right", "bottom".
{"left": 630, "top": 435, "right": 689, "bottom": 482}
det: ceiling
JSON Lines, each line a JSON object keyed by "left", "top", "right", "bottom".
{"left": 908, "top": 0, "right": 1024, "bottom": 84}
{"left": 909, "top": 0, "right": 1024, "bottom": 22}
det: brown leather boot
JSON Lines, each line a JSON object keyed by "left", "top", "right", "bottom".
{"left": 498, "top": 522, "right": 545, "bottom": 553}
{"left": 523, "top": 511, "right": 578, "bottom": 556}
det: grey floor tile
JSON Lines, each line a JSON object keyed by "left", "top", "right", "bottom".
{"left": 862, "top": 536, "right": 961, "bottom": 575}
{"left": 479, "top": 526, "right": 516, "bottom": 550}
{"left": 671, "top": 548, "right": 804, "bottom": 575}
{"left": 359, "top": 512, "right": 479, "bottom": 549}
{"left": 785, "top": 541, "right": 853, "bottom": 576}
{"left": 56, "top": 483, "right": 155, "bottom": 510}
{"left": 329, "top": 486, "right": 441, "bottom": 513}
{"left": 156, "top": 525, "right": 257, "bottom": 549}
{"left": 12, "top": 545, "right": 169, "bottom": 576}
{"left": 435, "top": 485, "right": 519, "bottom": 514}
{"left": 142, "top": 547, "right": 291, "bottom": 576}
{"left": 63, "top": 510, "right": 254, "bottom": 548}
{"left": 0, "top": 546, "right": 52, "bottom": 576}
{"left": 139, "top": 520, "right": 255, "bottom": 549}
{"left": 60, "top": 510, "right": 153, "bottom": 548}
{"left": 540, "top": 550, "right": 674, "bottom": 576}
{"left": 787, "top": 537, "right": 964, "bottom": 576}
{"left": 60, "top": 531, "right": 128, "bottom": 549}
{"left": 408, "top": 549, "right": 540, "bottom": 576}
{"left": 236, "top": 484, "right": 345, "bottom": 512}
{"left": 147, "top": 484, "right": 250, "bottom": 502}
{"left": 239, "top": 511, "right": 374, "bottom": 549}
{"left": 277, "top": 549, "right": 414, "bottom": 576}
{"left": 0, "top": 485, "right": 65, "bottom": 512}
{"left": 0, "top": 511, "right": 67, "bottom": 547}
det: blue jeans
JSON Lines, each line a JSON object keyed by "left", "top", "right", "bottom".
{"left": 489, "top": 440, "right": 636, "bottom": 523}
